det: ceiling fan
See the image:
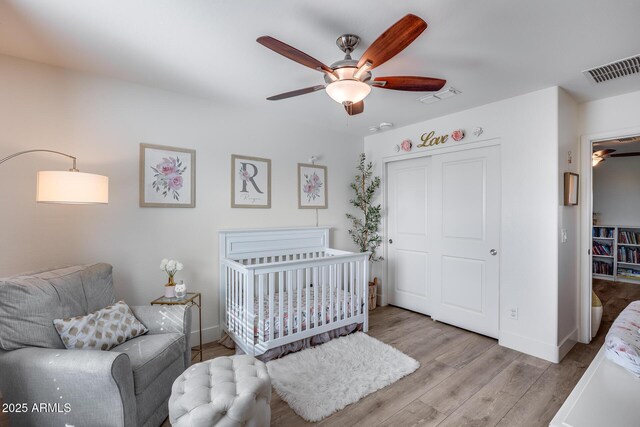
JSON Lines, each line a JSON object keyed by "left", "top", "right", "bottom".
{"left": 592, "top": 149, "right": 640, "bottom": 166}
{"left": 257, "top": 14, "right": 446, "bottom": 116}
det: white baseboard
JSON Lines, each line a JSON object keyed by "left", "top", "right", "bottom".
{"left": 499, "top": 330, "right": 564, "bottom": 363}
{"left": 558, "top": 328, "right": 578, "bottom": 361}
{"left": 377, "top": 292, "right": 387, "bottom": 307}
{"left": 190, "top": 325, "right": 220, "bottom": 346}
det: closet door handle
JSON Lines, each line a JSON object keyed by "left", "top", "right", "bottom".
{"left": 389, "top": 239, "right": 393, "bottom": 244}
{"left": 490, "top": 249, "right": 497, "bottom": 256}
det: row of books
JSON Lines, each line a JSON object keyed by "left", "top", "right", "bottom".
{"left": 593, "top": 260, "right": 613, "bottom": 276}
{"left": 617, "top": 267, "right": 640, "bottom": 279}
{"left": 619, "top": 230, "right": 640, "bottom": 245}
{"left": 592, "top": 242, "right": 612, "bottom": 256}
{"left": 618, "top": 246, "right": 640, "bottom": 264}
{"left": 593, "top": 227, "right": 614, "bottom": 238}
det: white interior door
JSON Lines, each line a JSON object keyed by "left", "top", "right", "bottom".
{"left": 430, "top": 145, "right": 501, "bottom": 338}
{"left": 387, "top": 156, "right": 432, "bottom": 315}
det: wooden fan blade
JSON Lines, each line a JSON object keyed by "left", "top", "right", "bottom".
{"left": 257, "top": 36, "right": 333, "bottom": 74}
{"left": 344, "top": 101, "right": 364, "bottom": 116}
{"left": 593, "top": 149, "right": 616, "bottom": 156}
{"left": 610, "top": 152, "right": 640, "bottom": 157}
{"left": 373, "top": 76, "right": 446, "bottom": 91}
{"left": 267, "top": 85, "right": 325, "bottom": 101}
{"left": 357, "top": 14, "right": 427, "bottom": 70}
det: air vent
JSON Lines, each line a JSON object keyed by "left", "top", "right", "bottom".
{"left": 583, "top": 54, "right": 640, "bottom": 84}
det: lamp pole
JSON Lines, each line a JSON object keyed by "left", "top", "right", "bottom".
{"left": 0, "top": 150, "right": 78, "bottom": 171}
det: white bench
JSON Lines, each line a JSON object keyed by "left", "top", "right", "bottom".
{"left": 551, "top": 345, "right": 640, "bottom": 427}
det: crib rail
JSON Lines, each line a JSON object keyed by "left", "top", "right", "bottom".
{"left": 221, "top": 251, "right": 369, "bottom": 356}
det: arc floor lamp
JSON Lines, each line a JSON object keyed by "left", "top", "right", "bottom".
{"left": 0, "top": 150, "right": 109, "bottom": 204}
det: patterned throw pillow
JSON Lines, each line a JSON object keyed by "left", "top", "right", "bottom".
{"left": 53, "top": 300, "right": 148, "bottom": 351}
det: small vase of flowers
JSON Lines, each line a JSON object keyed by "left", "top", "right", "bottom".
{"left": 160, "top": 258, "right": 183, "bottom": 298}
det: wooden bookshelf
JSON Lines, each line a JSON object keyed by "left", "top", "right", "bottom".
{"left": 592, "top": 226, "right": 615, "bottom": 279}
{"left": 593, "top": 225, "right": 640, "bottom": 283}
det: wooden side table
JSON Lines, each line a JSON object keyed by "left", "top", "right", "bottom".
{"left": 151, "top": 292, "right": 203, "bottom": 362}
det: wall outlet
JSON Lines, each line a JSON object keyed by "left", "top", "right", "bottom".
{"left": 509, "top": 307, "right": 518, "bottom": 320}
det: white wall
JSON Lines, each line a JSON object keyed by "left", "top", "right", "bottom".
{"left": 365, "top": 87, "right": 563, "bottom": 362}
{"left": 593, "top": 157, "right": 640, "bottom": 226}
{"left": 580, "top": 90, "right": 640, "bottom": 136}
{"left": 0, "top": 55, "right": 361, "bottom": 343}
{"left": 557, "top": 88, "right": 580, "bottom": 356}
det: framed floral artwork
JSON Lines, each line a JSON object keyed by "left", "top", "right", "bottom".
{"left": 298, "top": 163, "right": 327, "bottom": 209}
{"left": 231, "top": 154, "right": 271, "bottom": 208}
{"left": 140, "top": 143, "right": 196, "bottom": 208}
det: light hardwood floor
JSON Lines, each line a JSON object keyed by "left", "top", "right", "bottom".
{"left": 1, "top": 280, "right": 635, "bottom": 427}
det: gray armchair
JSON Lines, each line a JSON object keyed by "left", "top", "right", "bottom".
{"left": 0, "top": 263, "right": 191, "bottom": 427}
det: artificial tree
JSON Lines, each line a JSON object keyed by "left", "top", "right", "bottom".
{"left": 346, "top": 153, "right": 383, "bottom": 262}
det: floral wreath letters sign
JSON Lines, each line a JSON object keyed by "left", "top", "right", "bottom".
{"left": 140, "top": 143, "right": 195, "bottom": 207}
{"left": 231, "top": 154, "right": 271, "bottom": 208}
{"left": 298, "top": 163, "right": 327, "bottom": 209}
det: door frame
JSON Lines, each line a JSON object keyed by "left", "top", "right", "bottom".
{"left": 381, "top": 138, "right": 501, "bottom": 308}
{"left": 579, "top": 126, "right": 640, "bottom": 343}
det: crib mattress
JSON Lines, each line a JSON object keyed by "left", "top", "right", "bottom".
{"left": 232, "top": 287, "right": 357, "bottom": 340}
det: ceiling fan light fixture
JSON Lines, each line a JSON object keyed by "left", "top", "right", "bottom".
{"left": 259, "top": 14, "right": 442, "bottom": 116}
{"left": 333, "top": 67, "right": 357, "bottom": 80}
{"left": 325, "top": 80, "right": 371, "bottom": 104}
{"left": 592, "top": 157, "right": 604, "bottom": 166}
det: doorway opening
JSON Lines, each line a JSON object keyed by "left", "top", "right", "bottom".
{"left": 582, "top": 131, "right": 640, "bottom": 343}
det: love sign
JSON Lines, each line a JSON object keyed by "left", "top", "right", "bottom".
{"left": 417, "top": 130, "right": 449, "bottom": 148}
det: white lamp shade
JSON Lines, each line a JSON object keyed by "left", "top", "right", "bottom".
{"left": 37, "top": 171, "right": 109, "bottom": 204}
{"left": 325, "top": 80, "right": 371, "bottom": 104}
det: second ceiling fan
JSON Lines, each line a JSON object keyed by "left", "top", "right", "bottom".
{"left": 257, "top": 14, "right": 446, "bottom": 116}
{"left": 592, "top": 149, "right": 640, "bottom": 166}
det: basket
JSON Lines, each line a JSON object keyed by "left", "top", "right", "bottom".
{"left": 368, "top": 279, "right": 378, "bottom": 310}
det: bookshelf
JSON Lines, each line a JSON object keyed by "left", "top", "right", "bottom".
{"left": 593, "top": 225, "right": 640, "bottom": 283}
{"left": 593, "top": 226, "right": 615, "bottom": 280}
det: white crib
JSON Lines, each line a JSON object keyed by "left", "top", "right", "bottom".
{"left": 219, "top": 227, "right": 369, "bottom": 356}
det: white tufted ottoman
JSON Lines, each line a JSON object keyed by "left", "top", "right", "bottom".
{"left": 169, "top": 355, "right": 271, "bottom": 427}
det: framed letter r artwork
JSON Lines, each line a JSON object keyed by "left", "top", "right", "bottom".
{"left": 231, "top": 154, "right": 271, "bottom": 208}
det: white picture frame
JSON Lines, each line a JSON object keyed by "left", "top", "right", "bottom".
{"left": 298, "top": 163, "right": 327, "bottom": 209}
{"left": 140, "top": 143, "right": 196, "bottom": 208}
{"left": 231, "top": 154, "right": 271, "bottom": 208}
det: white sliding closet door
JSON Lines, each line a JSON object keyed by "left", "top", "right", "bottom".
{"left": 387, "top": 156, "right": 432, "bottom": 315}
{"left": 430, "top": 145, "right": 501, "bottom": 338}
{"left": 386, "top": 144, "right": 501, "bottom": 338}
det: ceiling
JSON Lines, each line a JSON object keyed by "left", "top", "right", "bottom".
{"left": 2, "top": 0, "right": 640, "bottom": 136}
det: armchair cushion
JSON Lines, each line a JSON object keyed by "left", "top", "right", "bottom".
{"left": 0, "top": 264, "right": 115, "bottom": 350}
{"left": 54, "top": 300, "right": 148, "bottom": 350}
{"left": 111, "top": 332, "right": 186, "bottom": 395}
{"left": 131, "top": 304, "right": 193, "bottom": 369}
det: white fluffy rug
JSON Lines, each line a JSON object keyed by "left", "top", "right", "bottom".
{"left": 266, "top": 332, "right": 419, "bottom": 422}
